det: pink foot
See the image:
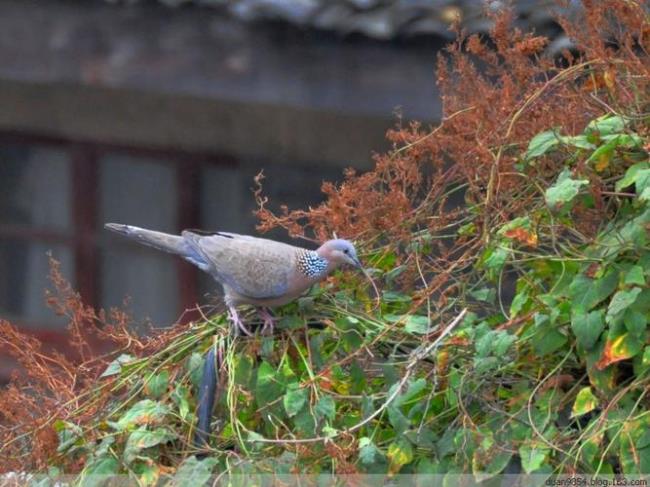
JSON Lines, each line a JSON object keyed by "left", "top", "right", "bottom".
{"left": 259, "top": 308, "right": 275, "bottom": 335}
{"left": 228, "top": 306, "right": 253, "bottom": 336}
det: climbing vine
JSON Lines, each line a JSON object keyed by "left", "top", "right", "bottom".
{"left": 1, "top": 0, "right": 648, "bottom": 482}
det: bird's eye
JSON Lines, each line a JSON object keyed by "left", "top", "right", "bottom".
{"left": 343, "top": 249, "right": 349, "bottom": 254}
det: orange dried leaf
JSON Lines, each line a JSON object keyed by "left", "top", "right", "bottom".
{"left": 596, "top": 333, "right": 643, "bottom": 370}
{"left": 503, "top": 227, "right": 538, "bottom": 247}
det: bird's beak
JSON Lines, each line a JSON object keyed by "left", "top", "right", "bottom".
{"left": 351, "top": 256, "right": 363, "bottom": 269}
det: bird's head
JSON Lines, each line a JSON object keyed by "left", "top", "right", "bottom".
{"left": 317, "top": 239, "right": 362, "bottom": 270}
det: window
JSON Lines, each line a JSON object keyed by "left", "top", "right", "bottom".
{"left": 0, "top": 134, "right": 235, "bottom": 344}
{"left": 0, "top": 132, "right": 338, "bottom": 362}
{"left": 0, "top": 145, "right": 74, "bottom": 329}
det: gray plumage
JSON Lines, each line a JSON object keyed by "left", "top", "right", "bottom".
{"left": 106, "top": 223, "right": 362, "bottom": 449}
{"left": 104, "top": 223, "right": 361, "bottom": 334}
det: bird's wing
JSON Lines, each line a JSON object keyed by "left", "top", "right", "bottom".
{"left": 183, "top": 231, "right": 296, "bottom": 299}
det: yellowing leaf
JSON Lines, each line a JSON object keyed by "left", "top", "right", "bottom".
{"left": 594, "top": 152, "right": 610, "bottom": 172}
{"left": 571, "top": 387, "right": 598, "bottom": 417}
{"left": 387, "top": 438, "right": 414, "bottom": 474}
{"left": 111, "top": 400, "right": 170, "bottom": 431}
{"left": 596, "top": 333, "right": 644, "bottom": 370}
{"left": 603, "top": 68, "right": 616, "bottom": 91}
{"left": 503, "top": 227, "right": 538, "bottom": 247}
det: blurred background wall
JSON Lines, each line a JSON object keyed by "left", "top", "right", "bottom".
{"left": 0, "top": 0, "right": 570, "bottom": 379}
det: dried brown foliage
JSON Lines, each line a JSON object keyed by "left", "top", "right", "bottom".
{"left": 255, "top": 0, "right": 648, "bottom": 300}
{"left": 1, "top": 0, "right": 648, "bottom": 474}
{"left": 0, "top": 258, "right": 189, "bottom": 472}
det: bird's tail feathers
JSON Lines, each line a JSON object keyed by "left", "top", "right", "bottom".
{"left": 105, "top": 223, "right": 187, "bottom": 256}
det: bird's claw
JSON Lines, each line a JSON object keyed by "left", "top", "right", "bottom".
{"left": 228, "top": 306, "right": 253, "bottom": 337}
{"left": 259, "top": 308, "right": 275, "bottom": 336}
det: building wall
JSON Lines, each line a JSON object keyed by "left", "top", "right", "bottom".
{"left": 0, "top": 0, "right": 444, "bottom": 378}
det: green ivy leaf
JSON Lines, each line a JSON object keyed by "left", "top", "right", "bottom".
{"left": 123, "top": 427, "right": 175, "bottom": 464}
{"left": 322, "top": 425, "right": 339, "bottom": 438}
{"left": 624, "top": 265, "right": 646, "bottom": 286}
{"left": 470, "top": 287, "right": 496, "bottom": 303}
{"left": 533, "top": 328, "right": 568, "bottom": 356}
{"left": 472, "top": 450, "right": 512, "bottom": 482}
{"left": 387, "top": 405, "right": 410, "bottom": 435}
{"left": 619, "top": 418, "right": 650, "bottom": 474}
{"left": 586, "top": 134, "right": 639, "bottom": 167}
{"left": 279, "top": 315, "right": 303, "bottom": 330}
{"left": 171, "top": 385, "right": 190, "bottom": 421}
{"left": 256, "top": 361, "right": 284, "bottom": 409}
{"left": 111, "top": 400, "right": 170, "bottom": 431}
{"left": 597, "top": 209, "right": 650, "bottom": 259}
{"left": 359, "top": 437, "right": 382, "bottom": 465}
{"left": 173, "top": 456, "right": 218, "bottom": 487}
{"left": 80, "top": 456, "right": 120, "bottom": 487}
{"left": 404, "top": 315, "right": 430, "bottom": 334}
{"left": 283, "top": 384, "right": 308, "bottom": 418}
{"left": 633, "top": 169, "right": 650, "bottom": 195}
{"left": 571, "top": 387, "right": 599, "bottom": 417}
{"left": 314, "top": 395, "right": 336, "bottom": 421}
{"left": 246, "top": 431, "right": 265, "bottom": 444}
{"left": 639, "top": 430, "right": 650, "bottom": 450}
{"left": 639, "top": 187, "right": 650, "bottom": 203}
{"left": 133, "top": 462, "right": 160, "bottom": 486}
{"left": 483, "top": 247, "right": 510, "bottom": 274}
{"left": 186, "top": 353, "right": 204, "bottom": 389}
{"left": 144, "top": 370, "right": 169, "bottom": 399}
{"left": 510, "top": 290, "right": 529, "bottom": 317}
{"left": 475, "top": 330, "right": 516, "bottom": 357}
{"left": 623, "top": 309, "right": 647, "bottom": 337}
{"left": 386, "top": 314, "right": 430, "bottom": 334}
{"left": 100, "top": 354, "right": 135, "bottom": 378}
{"left": 586, "top": 114, "right": 626, "bottom": 136}
{"left": 381, "top": 291, "right": 412, "bottom": 304}
{"left": 616, "top": 162, "right": 650, "bottom": 192}
{"left": 545, "top": 169, "right": 589, "bottom": 209}
{"left": 519, "top": 444, "right": 549, "bottom": 474}
{"left": 54, "top": 420, "right": 83, "bottom": 454}
{"left": 571, "top": 310, "right": 605, "bottom": 350}
{"left": 559, "top": 134, "right": 596, "bottom": 150}
{"left": 525, "top": 130, "right": 560, "bottom": 159}
{"left": 397, "top": 378, "right": 427, "bottom": 406}
{"left": 606, "top": 287, "right": 642, "bottom": 322}
{"left": 569, "top": 269, "right": 619, "bottom": 313}
{"left": 94, "top": 436, "right": 115, "bottom": 458}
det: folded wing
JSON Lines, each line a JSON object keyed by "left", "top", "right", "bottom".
{"left": 182, "top": 231, "right": 295, "bottom": 300}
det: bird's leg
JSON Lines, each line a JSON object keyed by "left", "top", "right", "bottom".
{"left": 227, "top": 306, "right": 253, "bottom": 337}
{"left": 259, "top": 307, "right": 275, "bottom": 335}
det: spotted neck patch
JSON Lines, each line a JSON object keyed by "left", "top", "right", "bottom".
{"left": 296, "top": 249, "right": 328, "bottom": 278}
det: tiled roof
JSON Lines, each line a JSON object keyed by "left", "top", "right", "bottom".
{"left": 144, "top": 0, "right": 579, "bottom": 45}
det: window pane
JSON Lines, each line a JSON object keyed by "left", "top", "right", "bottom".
{"left": 0, "top": 145, "right": 72, "bottom": 231}
{"left": 99, "top": 154, "right": 180, "bottom": 330}
{"left": 0, "top": 239, "right": 74, "bottom": 329}
{"left": 99, "top": 154, "right": 178, "bottom": 232}
{"left": 101, "top": 248, "right": 179, "bottom": 332}
{"left": 201, "top": 165, "right": 247, "bottom": 233}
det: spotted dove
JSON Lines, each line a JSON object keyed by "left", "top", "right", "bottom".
{"left": 104, "top": 224, "right": 362, "bottom": 334}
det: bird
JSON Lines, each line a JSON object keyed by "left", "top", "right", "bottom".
{"left": 104, "top": 223, "right": 363, "bottom": 335}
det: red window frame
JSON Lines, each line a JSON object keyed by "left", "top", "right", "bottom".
{"left": 0, "top": 130, "right": 236, "bottom": 367}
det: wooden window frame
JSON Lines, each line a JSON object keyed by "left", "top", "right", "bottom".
{"left": 0, "top": 130, "right": 236, "bottom": 362}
